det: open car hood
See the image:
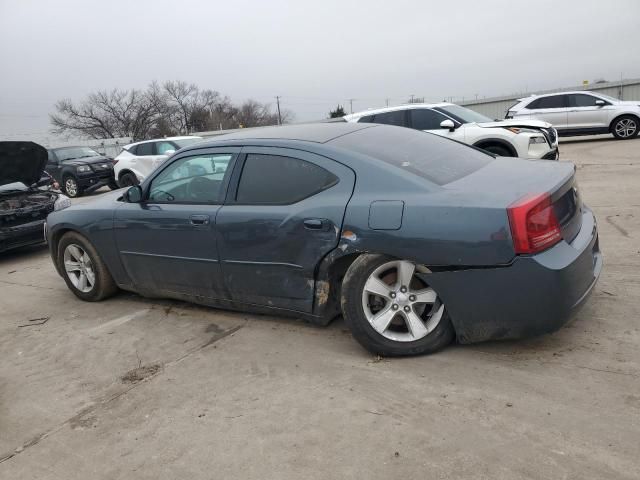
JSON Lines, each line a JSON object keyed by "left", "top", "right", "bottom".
{"left": 0, "top": 141, "right": 48, "bottom": 187}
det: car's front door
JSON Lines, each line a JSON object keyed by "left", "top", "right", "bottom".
{"left": 114, "top": 148, "right": 239, "bottom": 298}
{"left": 566, "top": 94, "right": 611, "bottom": 130}
{"left": 216, "top": 147, "right": 355, "bottom": 313}
{"left": 524, "top": 94, "right": 569, "bottom": 130}
{"left": 409, "top": 108, "right": 464, "bottom": 142}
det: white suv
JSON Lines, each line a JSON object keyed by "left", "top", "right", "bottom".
{"left": 114, "top": 136, "right": 203, "bottom": 186}
{"left": 507, "top": 91, "right": 640, "bottom": 140}
{"left": 344, "top": 103, "right": 559, "bottom": 160}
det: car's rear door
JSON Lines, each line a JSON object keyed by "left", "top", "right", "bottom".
{"left": 114, "top": 147, "right": 239, "bottom": 298}
{"left": 522, "top": 94, "right": 569, "bottom": 130}
{"left": 216, "top": 147, "right": 355, "bottom": 313}
{"left": 567, "top": 94, "right": 611, "bottom": 130}
{"left": 133, "top": 142, "right": 157, "bottom": 179}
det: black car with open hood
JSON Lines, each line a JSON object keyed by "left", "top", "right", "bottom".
{"left": 0, "top": 141, "right": 70, "bottom": 253}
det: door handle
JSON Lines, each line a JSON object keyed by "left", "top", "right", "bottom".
{"left": 190, "top": 214, "right": 210, "bottom": 225}
{"left": 304, "top": 218, "right": 331, "bottom": 231}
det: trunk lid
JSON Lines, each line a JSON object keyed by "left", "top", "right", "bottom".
{"left": 0, "top": 142, "right": 48, "bottom": 187}
{"left": 447, "top": 158, "right": 581, "bottom": 245}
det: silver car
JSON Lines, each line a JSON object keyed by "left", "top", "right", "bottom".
{"left": 506, "top": 91, "right": 640, "bottom": 140}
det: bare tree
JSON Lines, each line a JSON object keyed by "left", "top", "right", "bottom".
{"left": 50, "top": 88, "right": 158, "bottom": 141}
{"left": 235, "top": 99, "right": 293, "bottom": 128}
{"left": 160, "top": 80, "right": 221, "bottom": 134}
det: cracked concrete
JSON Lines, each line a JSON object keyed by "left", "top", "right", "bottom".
{"left": 0, "top": 136, "right": 639, "bottom": 479}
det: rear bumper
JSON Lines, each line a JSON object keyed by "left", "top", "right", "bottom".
{"left": 418, "top": 207, "right": 602, "bottom": 343}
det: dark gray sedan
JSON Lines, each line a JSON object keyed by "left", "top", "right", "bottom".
{"left": 45, "top": 123, "right": 602, "bottom": 356}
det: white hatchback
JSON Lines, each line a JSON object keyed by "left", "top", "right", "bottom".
{"left": 114, "top": 136, "right": 203, "bottom": 186}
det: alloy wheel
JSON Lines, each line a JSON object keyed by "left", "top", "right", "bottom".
{"left": 63, "top": 244, "right": 95, "bottom": 293}
{"left": 615, "top": 118, "right": 637, "bottom": 138}
{"left": 361, "top": 260, "right": 444, "bottom": 342}
{"left": 65, "top": 178, "right": 78, "bottom": 197}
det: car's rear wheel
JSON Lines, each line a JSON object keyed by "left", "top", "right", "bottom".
{"left": 341, "top": 254, "right": 454, "bottom": 356}
{"left": 119, "top": 172, "right": 139, "bottom": 187}
{"left": 57, "top": 232, "right": 118, "bottom": 301}
{"left": 611, "top": 115, "right": 639, "bottom": 139}
{"left": 63, "top": 176, "right": 82, "bottom": 197}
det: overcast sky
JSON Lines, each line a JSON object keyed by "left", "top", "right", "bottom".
{"left": 1, "top": 0, "right": 639, "bottom": 142}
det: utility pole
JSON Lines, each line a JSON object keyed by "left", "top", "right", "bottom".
{"left": 409, "top": 94, "right": 415, "bottom": 104}
{"left": 349, "top": 98, "right": 354, "bottom": 113}
{"left": 275, "top": 96, "right": 282, "bottom": 125}
{"left": 385, "top": 98, "right": 389, "bottom": 107}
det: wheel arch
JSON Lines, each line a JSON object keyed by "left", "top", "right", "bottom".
{"left": 609, "top": 113, "right": 640, "bottom": 132}
{"left": 473, "top": 138, "right": 518, "bottom": 157}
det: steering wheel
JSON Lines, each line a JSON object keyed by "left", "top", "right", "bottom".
{"left": 186, "top": 176, "right": 213, "bottom": 201}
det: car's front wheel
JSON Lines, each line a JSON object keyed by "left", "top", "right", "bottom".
{"left": 119, "top": 172, "right": 139, "bottom": 187}
{"left": 63, "top": 176, "right": 82, "bottom": 198}
{"left": 611, "top": 115, "right": 639, "bottom": 139}
{"left": 341, "top": 254, "right": 454, "bottom": 356}
{"left": 57, "top": 231, "right": 118, "bottom": 301}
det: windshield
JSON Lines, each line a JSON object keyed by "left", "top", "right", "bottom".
{"left": 435, "top": 105, "right": 493, "bottom": 124}
{"left": 172, "top": 138, "right": 203, "bottom": 148}
{"left": 54, "top": 147, "right": 101, "bottom": 161}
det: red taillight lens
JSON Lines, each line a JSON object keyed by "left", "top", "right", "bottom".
{"left": 507, "top": 193, "right": 562, "bottom": 254}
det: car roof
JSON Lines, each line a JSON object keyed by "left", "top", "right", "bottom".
{"left": 344, "top": 103, "right": 455, "bottom": 120}
{"left": 517, "top": 91, "right": 604, "bottom": 101}
{"left": 126, "top": 136, "right": 201, "bottom": 147}
{"left": 196, "top": 123, "right": 376, "bottom": 146}
{"left": 50, "top": 146, "right": 97, "bottom": 151}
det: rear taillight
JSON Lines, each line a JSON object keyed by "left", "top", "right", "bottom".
{"left": 507, "top": 193, "right": 561, "bottom": 254}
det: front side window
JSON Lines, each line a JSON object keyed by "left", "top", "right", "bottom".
{"left": 568, "top": 94, "right": 605, "bottom": 107}
{"left": 156, "top": 141, "right": 176, "bottom": 155}
{"left": 527, "top": 95, "right": 567, "bottom": 109}
{"left": 136, "top": 142, "right": 154, "bottom": 156}
{"left": 236, "top": 154, "right": 338, "bottom": 204}
{"left": 148, "top": 153, "right": 233, "bottom": 203}
{"left": 410, "top": 109, "right": 449, "bottom": 130}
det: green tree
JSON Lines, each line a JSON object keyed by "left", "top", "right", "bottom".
{"left": 329, "top": 105, "right": 346, "bottom": 118}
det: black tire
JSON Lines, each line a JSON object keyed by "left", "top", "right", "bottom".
{"left": 108, "top": 179, "right": 120, "bottom": 190}
{"left": 119, "top": 172, "right": 139, "bottom": 187}
{"left": 611, "top": 115, "right": 639, "bottom": 140}
{"left": 340, "top": 254, "right": 454, "bottom": 356}
{"left": 57, "top": 231, "right": 118, "bottom": 301}
{"left": 62, "top": 175, "right": 82, "bottom": 198}
{"left": 482, "top": 144, "right": 512, "bottom": 157}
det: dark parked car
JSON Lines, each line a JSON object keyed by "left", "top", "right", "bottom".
{"left": 47, "top": 146, "right": 118, "bottom": 197}
{"left": 45, "top": 123, "right": 602, "bottom": 356}
{"left": 1, "top": 142, "right": 70, "bottom": 253}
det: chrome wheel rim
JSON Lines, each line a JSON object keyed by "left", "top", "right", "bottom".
{"left": 361, "top": 260, "right": 444, "bottom": 342}
{"left": 64, "top": 244, "right": 95, "bottom": 293}
{"left": 65, "top": 178, "right": 78, "bottom": 196}
{"left": 615, "top": 119, "right": 637, "bottom": 138}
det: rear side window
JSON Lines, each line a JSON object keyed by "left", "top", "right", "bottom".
{"left": 236, "top": 154, "right": 338, "bottom": 204}
{"left": 527, "top": 95, "right": 567, "bottom": 109}
{"left": 369, "top": 110, "right": 407, "bottom": 127}
{"left": 136, "top": 142, "right": 154, "bottom": 156}
{"left": 358, "top": 115, "right": 375, "bottom": 123}
{"left": 409, "top": 109, "right": 448, "bottom": 130}
{"left": 331, "top": 126, "right": 492, "bottom": 186}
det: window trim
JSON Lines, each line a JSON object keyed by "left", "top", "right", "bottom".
{"left": 226, "top": 149, "right": 340, "bottom": 207}
{"left": 141, "top": 148, "right": 240, "bottom": 206}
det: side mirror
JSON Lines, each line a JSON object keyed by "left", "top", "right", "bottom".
{"left": 125, "top": 185, "right": 143, "bottom": 203}
{"left": 163, "top": 149, "right": 176, "bottom": 156}
{"left": 595, "top": 99, "right": 606, "bottom": 106}
{"left": 440, "top": 119, "right": 456, "bottom": 132}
